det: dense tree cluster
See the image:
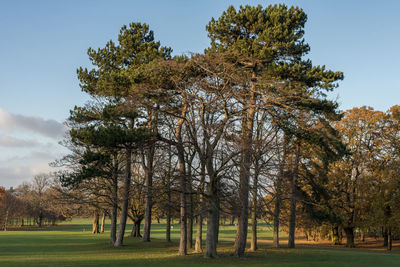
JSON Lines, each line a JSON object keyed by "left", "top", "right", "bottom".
{"left": 57, "top": 4, "right": 346, "bottom": 258}
{"left": 2, "top": 4, "right": 400, "bottom": 259}
{"left": 0, "top": 174, "right": 72, "bottom": 230}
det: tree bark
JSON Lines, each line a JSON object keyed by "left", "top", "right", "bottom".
{"left": 177, "top": 103, "right": 188, "bottom": 256}
{"left": 250, "top": 173, "right": 258, "bottom": 251}
{"left": 188, "top": 200, "right": 193, "bottom": 249}
{"left": 131, "top": 219, "right": 142, "bottom": 238}
{"left": 205, "top": 185, "right": 219, "bottom": 258}
{"left": 384, "top": 227, "right": 388, "bottom": 247}
{"left": 100, "top": 212, "right": 105, "bottom": 233}
{"left": 235, "top": 72, "right": 256, "bottom": 257}
{"left": 388, "top": 227, "right": 392, "bottom": 251}
{"left": 332, "top": 226, "right": 340, "bottom": 245}
{"left": 288, "top": 196, "right": 296, "bottom": 248}
{"left": 142, "top": 144, "right": 154, "bottom": 242}
{"left": 166, "top": 206, "right": 171, "bottom": 242}
{"left": 344, "top": 227, "right": 355, "bottom": 248}
{"left": 195, "top": 164, "right": 205, "bottom": 253}
{"left": 4, "top": 210, "right": 8, "bottom": 231}
{"left": 273, "top": 185, "right": 281, "bottom": 248}
{"left": 92, "top": 210, "right": 100, "bottom": 234}
{"left": 110, "top": 155, "right": 119, "bottom": 245}
{"left": 288, "top": 144, "right": 300, "bottom": 249}
{"left": 115, "top": 148, "right": 132, "bottom": 247}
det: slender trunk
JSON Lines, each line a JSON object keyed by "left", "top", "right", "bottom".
{"left": 115, "top": 148, "right": 132, "bottom": 247}
{"left": 332, "top": 226, "right": 340, "bottom": 245}
{"left": 205, "top": 152, "right": 220, "bottom": 258}
{"left": 187, "top": 173, "right": 194, "bottom": 249}
{"left": 235, "top": 72, "right": 256, "bottom": 257}
{"left": 142, "top": 145, "right": 154, "bottom": 242}
{"left": 177, "top": 103, "right": 188, "bottom": 256}
{"left": 360, "top": 230, "right": 365, "bottom": 242}
{"left": 385, "top": 205, "right": 392, "bottom": 250}
{"left": 100, "top": 212, "right": 105, "bottom": 233}
{"left": 166, "top": 207, "right": 171, "bottom": 242}
{"left": 178, "top": 147, "right": 187, "bottom": 255}
{"left": 110, "top": 155, "right": 119, "bottom": 245}
{"left": 195, "top": 215, "right": 203, "bottom": 252}
{"left": 273, "top": 184, "right": 281, "bottom": 248}
{"left": 92, "top": 210, "right": 100, "bottom": 234}
{"left": 250, "top": 173, "right": 258, "bottom": 251}
{"left": 288, "top": 144, "right": 300, "bottom": 249}
{"left": 4, "top": 210, "right": 8, "bottom": 231}
{"left": 384, "top": 227, "right": 389, "bottom": 247}
{"left": 288, "top": 197, "right": 296, "bottom": 248}
{"left": 344, "top": 227, "right": 355, "bottom": 248}
{"left": 165, "top": 144, "right": 172, "bottom": 243}
{"left": 205, "top": 182, "right": 219, "bottom": 258}
{"left": 388, "top": 227, "right": 392, "bottom": 251}
{"left": 273, "top": 136, "right": 286, "bottom": 248}
{"left": 188, "top": 203, "right": 193, "bottom": 249}
{"left": 38, "top": 211, "right": 43, "bottom": 228}
{"left": 195, "top": 163, "right": 205, "bottom": 252}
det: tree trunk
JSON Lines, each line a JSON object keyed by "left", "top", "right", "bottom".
{"left": 142, "top": 145, "right": 154, "bottom": 242}
{"left": 332, "top": 226, "right": 340, "bottom": 245}
{"left": 195, "top": 215, "right": 203, "bottom": 252}
{"left": 131, "top": 219, "right": 142, "bottom": 238}
{"left": 205, "top": 189, "right": 219, "bottom": 258}
{"left": 187, "top": 170, "right": 195, "bottom": 250}
{"left": 273, "top": 186, "right": 281, "bottom": 248}
{"left": 110, "top": 156, "right": 119, "bottom": 245}
{"left": 4, "top": 210, "right": 8, "bottom": 231}
{"left": 92, "top": 210, "right": 100, "bottom": 234}
{"left": 288, "top": 144, "right": 300, "bottom": 249}
{"left": 166, "top": 207, "right": 171, "bottom": 242}
{"left": 100, "top": 212, "right": 105, "bottom": 233}
{"left": 195, "top": 163, "right": 205, "bottom": 252}
{"left": 178, "top": 147, "right": 187, "bottom": 255}
{"left": 344, "top": 227, "right": 355, "bottom": 248}
{"left": 388, "top": 227, "right": 392, "bottom": 251}
{"left": 176, "top": 103, "right": 188, "bottom": 256}
{"left": 383, "top": 227, "right": 388, "bottom": 247}
{"left": 115, "top": 148, "right": 132, "bottom": 247}
{"left": 250, "top": 173, "right": 258, "bottom": 251}
{"left": 38, "top": 211, "right": 43, "bottom": 228}
{"left": 235, "top": 74, "right": 256, "bottom": 257}
{"left": 188, "top": 205, "right": 193, "bottom": 249}
{"left": 288, "top": 196, "right": 296, "bottom": 248}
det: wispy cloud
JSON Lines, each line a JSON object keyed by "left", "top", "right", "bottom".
{"left": 0, "top": 134, "right": 41, "bottom": 147}
{"left": 0, "top": 108, "right": 67, "bottom": 139}
{"left": 0, "top": 162, "right": 52, "bottom": 188}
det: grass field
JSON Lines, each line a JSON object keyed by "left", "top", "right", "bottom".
{"left": 0, "top": 219, "right": 399, "bottom": 266}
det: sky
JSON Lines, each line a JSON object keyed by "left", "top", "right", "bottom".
{"left": 1, "top": 0, "right": 400, "bottom": 188}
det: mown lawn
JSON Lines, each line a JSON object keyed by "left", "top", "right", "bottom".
{"left": 0, "top": 220, "right": 399, "bottom": 266}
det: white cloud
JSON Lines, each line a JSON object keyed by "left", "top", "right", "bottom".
{"left": 0, "top": 109, "right": 69, "bottom": 188}
{"left": 0, "top": 163, "right": 53, "bottom": 189}
{"left": 0, "top": 134, "right": 41, "bottom": 147}
{"left": 0, "top": 108, "right": 67, "bottom": 139}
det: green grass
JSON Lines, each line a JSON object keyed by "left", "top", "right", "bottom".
{"left": 0, "top": 219, "right": 399, "bottom": 266}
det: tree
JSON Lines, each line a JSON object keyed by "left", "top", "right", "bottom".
{"left": 206, "top": 4, "right": 343, "bottom": 257}
{"left": 74, "top": 22, "right": 171, "bottom": 246}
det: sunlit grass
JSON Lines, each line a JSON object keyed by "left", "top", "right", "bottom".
{"left": 0, "top": 219, "right": 399, "bottom": 266}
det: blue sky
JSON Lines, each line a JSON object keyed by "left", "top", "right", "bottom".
{"left": 1, "top": 0, "right": 400, "bottom": 187}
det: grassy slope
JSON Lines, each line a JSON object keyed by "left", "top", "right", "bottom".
{"left": 0, "top": 220, "right": 399, "bottom": 266}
